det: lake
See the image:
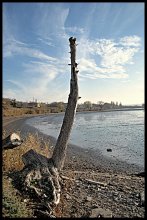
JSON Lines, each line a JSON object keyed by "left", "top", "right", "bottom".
{"left": 26, "top": 110, "right": 144, "bottom": 168}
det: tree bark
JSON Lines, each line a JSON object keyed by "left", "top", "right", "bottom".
{"left": 52, "top": 37, "right": 79, "bottom": 170}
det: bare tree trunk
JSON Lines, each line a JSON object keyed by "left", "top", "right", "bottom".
{"left": 52, "top": 37, "right": 79, "bottom": 170}
{"left": 15, "top": 37, "right": 79, "bottom": 217}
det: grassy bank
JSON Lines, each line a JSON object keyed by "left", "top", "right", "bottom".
{"left": 2, "top": 131, "right": 53, "bottom": 217}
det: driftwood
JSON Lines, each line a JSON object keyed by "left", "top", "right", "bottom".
{"left": 3, "top": 133, "right": 23, "bottom": 150}
{"left": 83, "top": 178, "right": 108, "bottom": 187}
{"left": 134, "top": 172, "right": 145, "bottom": 177}
{"left": 60, "top": 175, "right": 75, "bottom": 181}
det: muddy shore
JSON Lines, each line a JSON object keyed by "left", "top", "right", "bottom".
{"left": 3, "top": 114, "right": 145, "bottom": 218}
{"left": 3, "top": 114, "right": 144, "bottom": 175}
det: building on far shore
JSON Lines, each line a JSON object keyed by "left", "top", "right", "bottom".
{"left": 27, "top": 102, "right": 40, "bottom": 108}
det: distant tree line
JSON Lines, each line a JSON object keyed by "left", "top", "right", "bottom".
{"left": 77, "top": 100, "right": 123, "bottom": 111}
{"left": 3, "top": 98, "right": 144, "bottom": 117}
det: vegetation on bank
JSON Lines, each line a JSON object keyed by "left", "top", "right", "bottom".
{"left": 3, "top": 106, "right": 52, "bottom": 117}
{"left": 3, "top": 131, "right": 52, "bottom": 171}
{"left": 3, "top": 98, "right": 144, "bottom": 117}
{"left": 3, "top": 98, "right": 66, "bottom": 117}
{"left": 2, "top": 131, "right": 53, "bottom": 217}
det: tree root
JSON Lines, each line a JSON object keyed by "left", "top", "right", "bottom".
{"left": 20, "top": 150, "right": 61, "bottom": 217}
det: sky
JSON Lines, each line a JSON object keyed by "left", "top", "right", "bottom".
{"left": 3, "top": 2, "right": 144, "bottom": 105}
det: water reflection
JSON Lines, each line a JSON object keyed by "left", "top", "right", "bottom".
{"left": 77, "top": 112, "right": 106, "bottom": 122}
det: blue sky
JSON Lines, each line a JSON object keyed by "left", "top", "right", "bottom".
{"left": 3, "top": 2, "right": 144, "bottom": 105}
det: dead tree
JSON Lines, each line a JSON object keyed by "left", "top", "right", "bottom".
{"left": 21, "top": 37, "right": 79, "bottom": 216}
{"left": 52, "top": 37, "right": 79, "bottom": 170}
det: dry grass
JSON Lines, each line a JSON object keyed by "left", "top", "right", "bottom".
{"left": 3, "top": 107, "right": 31, "bottom": 117}
{"left": 2, "top": 131, "right": 54, "bottom": 218}
{"left": 3, "top": 132, "right": 53, "bottom": 172}
{"left": 3, "top": 106, "right": 51, "bottom": 117}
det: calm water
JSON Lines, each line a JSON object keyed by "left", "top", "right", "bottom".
{"left": 26, "top": 110, "right": 144, "bottom": 168}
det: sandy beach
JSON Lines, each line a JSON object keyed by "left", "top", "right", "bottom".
{"left": 2, "top": 114, "right": 145, "bottom": 218}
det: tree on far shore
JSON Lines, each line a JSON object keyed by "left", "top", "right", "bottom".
{"left": 97, "top": 101, "right": 104, "bottom": 111}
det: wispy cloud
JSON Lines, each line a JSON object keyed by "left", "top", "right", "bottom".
{"left": 3, "top": 79, "right": 27, "bottom": 101}
{"left": 4, "top": 34, "right": 142, "bottom": 87}
{"left": 3, "top": 37, "right": 70, "bottom": 102}
{"left": 37, "top": 37, "right": 55, "bottom": 47}
{"left": 64, "top": 26, "right": 85, "bottom": 34}
{"left": 23, "top": 61, "right": 58, "bottom": 80}
{"left": 33, "top": 4, "right": 69, "bottom": 41}
{"left": 5, "top": 79, "right": 26, "bottom": 90}
{"left": 3, "top": 21, "right": 70, "bottom": 101}
{"left": 3, "top": 37, "right": 57, "bottom": 62}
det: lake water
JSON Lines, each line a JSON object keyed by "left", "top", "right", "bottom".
{"left": 26, "top": 110, "right": 144, "bottom": 168}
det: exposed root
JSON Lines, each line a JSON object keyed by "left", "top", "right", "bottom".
{"left": 24, "top": 166, "right": 60, "bottom": 202}
{"left": 20, "top": 150, "right": 61, "bottom": 217}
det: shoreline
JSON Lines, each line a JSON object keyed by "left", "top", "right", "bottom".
{"left": 3, "top": 114, "right": 144, "bottom": 175}
{"left": 3, "top": 114, "right": 145, "bottom": 218}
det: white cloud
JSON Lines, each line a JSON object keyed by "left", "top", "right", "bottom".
{"left": 77, "top": 35, "right": 141, "bottom": 79}
{"left": 107, "top": 73, "right": 128, "bottom": 79}
{"left": 119, "top": 35, "right": 141, "bottom": 47}
{"left": 79, "top": 58, "right": 127, "bottom": 79}
{"left": 101, "top": 46, "right": 139, "bottom": 67}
